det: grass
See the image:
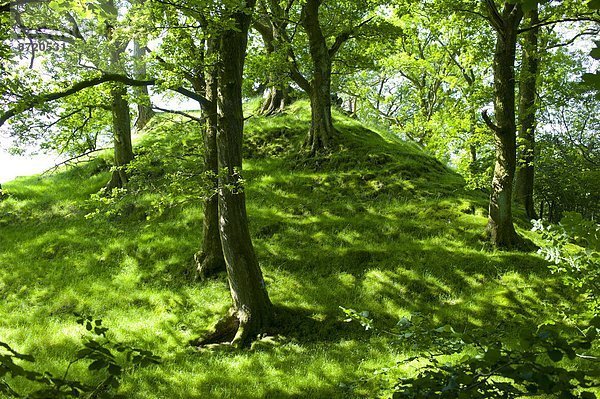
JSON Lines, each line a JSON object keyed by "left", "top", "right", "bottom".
{"left": 0, "top": 100, "right": 591, "bottom": 398}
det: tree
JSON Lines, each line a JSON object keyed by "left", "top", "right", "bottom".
{"left": 144, "top": 0, "right": 273, "bottom": 342}
{"left": 263, "top": 0, "right": 376, "bottom": 155}
{"left": 6, "top": 0, "right": 136, "bottom": 189}
{"left": 480, "top": 0, "right": 524, "bottom": 248}
{"left": 514, "top": 4, "right": 539, "bottom": 220}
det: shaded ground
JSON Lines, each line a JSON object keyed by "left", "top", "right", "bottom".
{"left": 0, "top": 102, "right": 580, "bottom": 398}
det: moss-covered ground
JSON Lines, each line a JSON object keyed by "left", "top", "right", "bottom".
{"left": 0, "top": 101, "right": 589, "bottom": 398}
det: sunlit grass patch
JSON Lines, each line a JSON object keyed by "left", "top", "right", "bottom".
{"left": 0, "top": 101, "right": 588, "bottom": 398}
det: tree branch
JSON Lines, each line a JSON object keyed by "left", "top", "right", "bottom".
{"left": 518, "top": 15, "right": 600, "bottom": 34}
{"left": 152, "top": 106, "right": 203, "bottom": 123}
{"left": 328, "top": 16, "right": 374, "bottom": 57}
{"left": 0, "top": 74, "right": 212, "bottom": 127}
{"left": 481, "top": 109, "right": 501, "bottom": 133}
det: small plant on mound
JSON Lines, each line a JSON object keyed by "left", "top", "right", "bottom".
{"left": 533, "top": 212, "right": 600, "bottom": 314}
{"left": 392, "top": 320, "right": 599, "bottom": 398}
{"left": 340, "top": 308, "right": 599, "bottom": 398}
{"left": 0, "top": 315, "right": 160, "bottom": 398}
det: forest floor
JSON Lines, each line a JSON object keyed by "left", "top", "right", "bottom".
{"left": 0, "top": 101, "right": 591, "bottom": 398}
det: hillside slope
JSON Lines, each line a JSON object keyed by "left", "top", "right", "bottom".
{"left": 0, "top": 101, "right": 571, "bottom": 398}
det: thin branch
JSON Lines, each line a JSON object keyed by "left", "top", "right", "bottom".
{"left": 0, "top": 74, "right": 155, "bottom": 127}
{"left": 518, "top": 15, "right": 600, "bottom": 34}
{"left": 42, "top": 148, "right": 110, "bottom": 175}
{"left": 152, "top": 106, "right": 203, "bottom": 123}
{"left": 0, "top": 74, "right": 211, "bottom": 127}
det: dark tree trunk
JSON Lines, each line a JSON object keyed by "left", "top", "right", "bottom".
{"left": 483, "top": 2, "right": 523, "bottom": 248}
{"left": 514, "top": 5, "right": 539, "bottom": 220}
{"left": 302, "top": 0, "right": 335, "bottom": 155}
{"left": 133, "top": 40, "right": 155, "bottom": 131}
{"left": 196, "top": 40, "right": 226, "bottom": 279}
{"left": 106, "top": 84, "right": 133, "bottom": 190}
{"left": 201, "top": 0, "right": 272, "bottom": 346}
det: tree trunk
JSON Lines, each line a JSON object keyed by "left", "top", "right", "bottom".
{"left": 514, "top": 5, "right": 539, "bottom": 220}
{"left": 211, "top": 1, "right": 273, "bottom": 346}
{"left": 196, "top": 40, "right": 226, "bottom": 279}
{"left": 484, "top": 3, "right": 523, "bottom": 248}
{"left": 302, "top": 0, "right": 335, "bottom": 155}
{"left": 133, "top": 39, "right": 155, "bottom": 131}
{"left": 106, "top": 84, "right": 133, "bottom": 190}
{"left": 260, "top": 86, "right": 287, "bottom": 116}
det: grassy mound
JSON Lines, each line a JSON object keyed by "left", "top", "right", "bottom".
{"left": 0, "top": 101, "right": 579, "bottom": 398}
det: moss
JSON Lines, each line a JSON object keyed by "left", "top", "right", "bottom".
{"left": 0, "top": 100, "right": 581, "bottom": 398}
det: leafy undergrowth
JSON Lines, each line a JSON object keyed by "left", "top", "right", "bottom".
{"left": 0, "top": 100, "right": 593, "bottom": 398}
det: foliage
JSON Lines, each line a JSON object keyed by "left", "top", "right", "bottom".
{"left": 533, "top": 212, "right": 600, "bottom": 313}
{"left": 85, "top": 114, "right": 210, "bottom": 219}
{"left": 393, "top": 320, "right": 599, "bottom": 398}
{"left": 0, "top": 316, "right": 159, "bottom": 398}
{"left": 341, "top": 308, "right": 600, "bottom": 398}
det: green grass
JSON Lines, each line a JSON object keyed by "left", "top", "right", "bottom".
{"left": 0, "top": 101, "right": 588, "bottom": 398}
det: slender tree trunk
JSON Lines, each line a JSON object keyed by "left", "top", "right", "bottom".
{"left": 205, "top": 0, "right": 272, "bottom": 346}
{"left": 514, "top": 5, "right": 539, "bottom": 220}
{"left": 133, "top": 40, "right": 155, "bottom": 131}
{"left": 302, "top": 0, "right": 335, "bottom": 155}
{"left": 106, "top": 84, "right": 133, "bottom": 190}
{"left": 196, "top": 40, "right": 226, "bottom": 279}
{"left": 484, "top": 3, "right": 523, "bottom": 248}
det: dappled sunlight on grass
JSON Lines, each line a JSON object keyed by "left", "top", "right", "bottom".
{"left": 0, "top": 104, "right": 586, "bottom": 398}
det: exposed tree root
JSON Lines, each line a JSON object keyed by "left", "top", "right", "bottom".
{"left": 194, "top": 251, "right": 226, "bottom": 280}
{"left": 191, "top": 306, "right": 272, "bottom": 349}
{"left": 191, "top": 311, "right": 240, "bottom": 348}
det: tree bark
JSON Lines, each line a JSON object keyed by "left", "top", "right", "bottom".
{"left": 302, "top": 0, "right": 335, "bottom": 155}
{"left": 106, "top": 83, "right": 133, "bottom": 190}
{"left": 484, "top": 2, "right": 523, "bottom": 248}
{"left": 212, "top": 0, "right": 273, "bottom": 346}
{"left": 196, "top": 39, "right": 226, "bottom": 279}
{"left": 514, "top": 5, "right": 539, "bottom": 220}
{"left": 260, "top": 86, "right": 287, "bottom": 116}
{"left": 254, "top": 19, "right": 288, "bottom": 116}
{"left": 133, "top": 39, "right": 155, "bottom": 131}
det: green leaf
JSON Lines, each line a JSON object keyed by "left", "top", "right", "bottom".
{"left": 88, "top": 359, "right": 107, "bottom": 371}
{"left": 484, "top": 347, "right": 501, "bottom": 364}
{"left": 547, "top": 349, "right": 563, "bottom": 362}
{"left": 590, "top": 47, "right": 600, "bottom": 60}
{"left": 107, "top": 363, "right": 122, "bottom": 376}
{"left": 588, "top": 0, "right": 600, "bottom": 10}
{"left": 521, "top": 0, "right": 538, "bottom": 12}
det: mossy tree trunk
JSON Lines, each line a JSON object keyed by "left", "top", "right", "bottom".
{"left": 196, "top": 38, "right": 226, "bottom": 279}
{"left": 483, "top": 1, "right": 523, "bottom": 248}
{"left": 514, "top": 5, "right": 539, "bottom": 220}
{"left": 133, "top": 39, "right": 155, "bottom": 131}
{"left": 106, "top": 83, "right": 133, "bottom": 190}
{"left": 209, "top": 0, "right": 273, "bottom": 346}
{"left": 301, "top": 0, "right": 335, "bottom": 155}
{"left": 253, "top": 19, "right": 289, "bottom": 116}
{"left": 260, "top": 86, "right": 287, "bottom": 116}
